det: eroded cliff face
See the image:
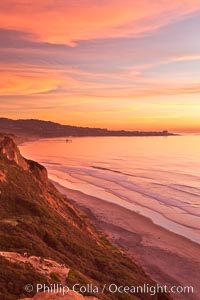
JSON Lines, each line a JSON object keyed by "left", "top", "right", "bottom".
{"left": 0, "top": 136, "right": 48, "bottom": 183}
{"left": 0, "top": 136, "right": 171, "bottom": 300}
{"left": 21, "top": 290, "right": 98, "bottom": 300}
{"left": 0, "top": 136, "right": 29, "bottom": 171}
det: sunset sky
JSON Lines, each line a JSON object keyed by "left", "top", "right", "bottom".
{"left": 1, "top": 0, "right": 200, "bottom": 132}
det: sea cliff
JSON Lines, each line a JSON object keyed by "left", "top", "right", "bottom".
{"left": 0, "top": 136, "right": 170, "bottom": 300}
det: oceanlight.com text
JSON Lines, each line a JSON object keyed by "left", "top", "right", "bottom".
{"left": 24, "top": 283, "right": 194, "bottom": 296}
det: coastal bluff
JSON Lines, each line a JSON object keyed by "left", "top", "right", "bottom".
{"left": 0, "top": 136, "right": 171, "bottom": 300}
{"left": 0, "top": 118, "right": 176, "bottom": 138}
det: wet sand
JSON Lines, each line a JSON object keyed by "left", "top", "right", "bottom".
{"left": 53, "top": 182, "right": 200, "bottom": 300}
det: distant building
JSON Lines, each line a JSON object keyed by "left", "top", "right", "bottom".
{"left": 162, "top": 130, "right": 169, "bottom": 135}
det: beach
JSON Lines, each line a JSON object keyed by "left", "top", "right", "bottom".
{"left": 20, "top": 136, "right": 200, "bottom": 242}
{"left": 19, "top": 136, "right": 200, "bottom": 300}
{"left": 53, "top": 182, "right": 200, "bottom": 300}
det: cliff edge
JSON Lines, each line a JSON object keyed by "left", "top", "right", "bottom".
{"left": 0, "top": 136, "right": 171, "bottom": 300}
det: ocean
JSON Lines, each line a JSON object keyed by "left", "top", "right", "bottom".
{"left": 20, "top": 136, "right": 200, "bottom": 245}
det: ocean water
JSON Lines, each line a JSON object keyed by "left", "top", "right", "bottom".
{"left": 20, "top": 136, "right": 200, "bottom": 244}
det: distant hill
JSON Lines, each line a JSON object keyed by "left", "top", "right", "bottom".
{"left": 0, "top": 136, "right": 171, "bottom": 300}
{"left": 0, "top": 118, "right": 175, "bottom": 138}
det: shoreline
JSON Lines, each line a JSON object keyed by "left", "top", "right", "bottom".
{"left": 53, "top": 181, "right": 200, "bottom": 300}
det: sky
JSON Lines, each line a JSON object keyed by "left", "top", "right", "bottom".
{"left": 1, "top": 0, "right": 200, "bottom": 132}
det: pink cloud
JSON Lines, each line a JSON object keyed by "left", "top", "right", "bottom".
{"left": 0, "top": 0, "right": 200, "bottom": 44}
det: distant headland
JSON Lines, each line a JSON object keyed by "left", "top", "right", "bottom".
{"left": 0, "top": 118, "right": 177, "bottom": 138}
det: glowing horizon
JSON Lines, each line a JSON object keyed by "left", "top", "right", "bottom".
{"left": 1, "top": 0, "right": 200, "bottom": 132}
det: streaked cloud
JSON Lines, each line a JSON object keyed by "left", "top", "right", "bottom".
{"left": 0, "top": 0, "right": 200, "bottom": 44}
{"left": 0, "top": 0, "right": 200, "bottom": 131}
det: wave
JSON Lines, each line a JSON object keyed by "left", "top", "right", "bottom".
{"left": 49, "top": 164, "right": 200, "bottom": 209}
{"left": 50, "top": 172, "right": 200, "bottom": 245}
{"left": 90, "top": 165, "right": 152, "bottom": 179}
{"left": 76, "top": 173, "right": 200, "bottom": 217}
{"left": 49, "top": 166, "right": 200, "bottom": 232}
{"left": 20, "top": 136, "right": 200, "bottom": 245}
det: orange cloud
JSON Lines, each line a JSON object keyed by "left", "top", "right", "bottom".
{"left": 1, "top": 0, "right": 200, "bottom": 131}
{"left": 0, "top": 69, "right": 78, "bottom": 96}
{"left": 0, "top": 0, "right": 200, "bottom": 44}
{"left": 172, "top": 54, "right": 200, "bottom": 62}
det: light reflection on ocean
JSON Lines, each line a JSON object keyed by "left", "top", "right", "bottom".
{"left": 20, "top": 136, "right": 200, "bottom": 244}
